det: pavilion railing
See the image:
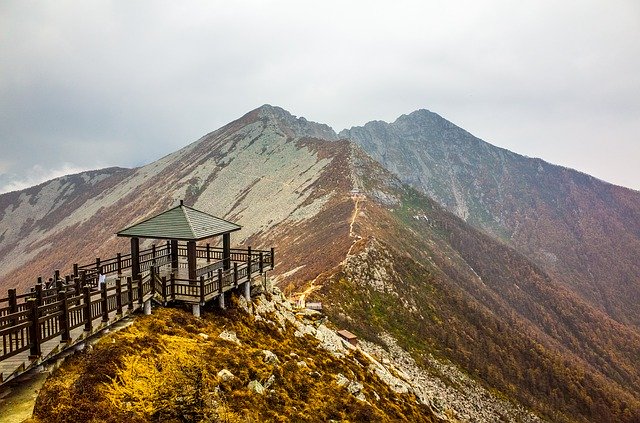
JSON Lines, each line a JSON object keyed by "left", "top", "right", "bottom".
{"left": 74, "top": 244, "right": 274, "bottom": 284}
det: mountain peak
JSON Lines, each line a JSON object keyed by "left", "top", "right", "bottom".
{"left": 243, "top": 104, "right": 338, "bottom": 141}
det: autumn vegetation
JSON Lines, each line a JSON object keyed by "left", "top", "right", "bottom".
{"left": 31, "top": 303, "right": 441, "bottom": 423}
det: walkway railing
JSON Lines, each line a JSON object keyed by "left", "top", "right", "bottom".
{"left": 0, "top": 276, "right": 152, "bottom": 370}
{"left": 0, "top": 244, "right": 275, "bottom": 381}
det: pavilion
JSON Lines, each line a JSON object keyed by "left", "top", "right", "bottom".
{"left": 116, "top": 200, "right": 241, "bottom": 281}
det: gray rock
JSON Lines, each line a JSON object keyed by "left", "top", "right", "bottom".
{"left": 262, "top": 349, "right": 280, "bottom": 364}
{"left": 247, "top": 380, "right": 265, "bottom": 395}
{"left": 218, "top": 330, "right": 241, "bottom": 345}
{"left": 264, "top": 374, "right": 276, "bottom": 389}
{"left": 217, "top": 369, "right": 234, "bottom": 381}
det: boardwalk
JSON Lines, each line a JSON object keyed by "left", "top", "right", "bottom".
{"left": 0, "top": 243, "right": 274, "bottom": 386}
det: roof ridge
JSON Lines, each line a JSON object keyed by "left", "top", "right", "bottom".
{"left": 181, "top": 205, "right": 197, "bottom": 238}
{"left": 182, "top": 204, "right": 242, "bottom": 228}
{"left": 116, "top": 203, "right": 181, "bottom": 234}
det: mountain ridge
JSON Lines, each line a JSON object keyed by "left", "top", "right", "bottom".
{"left": 1, "top": 105, "right": 639, "bottom": 422}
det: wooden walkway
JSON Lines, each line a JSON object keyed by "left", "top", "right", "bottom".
{"left": 0, "top": 244, "right": 274, "bottom": 386}
{"left": 0, "top": 301, "right": 141, "bottom": 386}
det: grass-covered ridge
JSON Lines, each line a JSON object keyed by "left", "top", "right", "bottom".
{"left": 32, "top": 298, "right": 441, "bottom": 423}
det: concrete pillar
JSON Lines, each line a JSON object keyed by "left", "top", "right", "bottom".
{"left": 218, "top": 293, "right": 225, "bottom": 309}
{"left": 244, "top": 280, "right": 251, "bottom": 301}
{"left": 192, "top": 303, "right": 201, "bottom": 317}
{"left": 144, "top": 299, "right": 152, "bottom": 315}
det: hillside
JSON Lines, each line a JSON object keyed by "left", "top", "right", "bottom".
{"left": 340, "top": 111, "right": 640, "bottom": 328}
{"left": 1, "top": 105, "right": 639, "bottom": 422}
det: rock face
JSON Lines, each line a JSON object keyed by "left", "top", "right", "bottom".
{"left": 341, "top": 110, "right": 640, "bottom": 329}
{"left": 249, "top": 286, "right": 540, "bottom": 422}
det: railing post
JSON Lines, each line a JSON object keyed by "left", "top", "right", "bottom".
{"left": 247, "top": 246, "right": 252, "bottom": 277}
{"left": 80, "top": 270, "right": 87, "bottom": 287}
{"left": 117, "top": 253, "right": 122, "bottom": 275}
{"left": 34, "top": 283, "right": 43, "bottom": 306}
{"left": 101, "top": 282, "right": 109, "bottom": 322}
{"left": 115, "top": 278, "right": 123, "bottom": 315}
{"left": 74, "top": 277, "right": 81, "bottom": 296}
{"left": 56, "top": 276, "right": 64, "bottom": 293}
{"left": 73, "top": 263, "right": 79, "bottom": 277}
{"left": 271, "top": 247, "right": 275, "bottom": 270}
{"left": 259, "top": 252, "right": 264, "bottom": 274}
{"left": 59, "top": 289, "right": 70, "bottom": 343}
{"left": 137, "top": 277, "right": 144, "bottom": 307}
{"left": 217, "top": 269, "right": 223, "bottom": 293}
{"left": 171, "top": 273, "right": 176, "bottom": 301}
{"left": 54, "top": 269, "right": 60, "bottom": 284}
{"left": 161, "top": 276, "right": 167, "bottom": 304}
{"left": 233, "top": 263, "right": 238, "bottom": 287}
{"left": 150, "top": 266, "right": 156, "bottom": 296}
{"left": 200, "top": 276, "right": 205, "bottom": 304}
{"left": 206, "top": 243, "right": 211, "bottom": 262}
{"left": 83, "top": 287, "right": 92, "bottom": 332}
{"left": 8, "top": 289, "right": 17, "bottom": 326}
{"left": 126, "top": 277, "right": 133, "bottom": 312}
{"left": 95, "top": 257, "right": 101, "bottom": 273}
{"left": 28, "top": 298, "right": 41, "bottom": 359}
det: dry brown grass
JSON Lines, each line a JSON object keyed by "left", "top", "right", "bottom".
{"left": 32, "top": 302, "right": 441, "bottom": 423}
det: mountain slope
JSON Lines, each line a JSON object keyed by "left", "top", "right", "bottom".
{"left": 1, "top": 105, "right": 639, "bottom": 422}
{"left": 0, "top": 105, "right": 343, "bottom": 292}
{"left": 340, "top": 111, "right": 640, "bottom": 328}
{"left": 307, "top": 147, "right": 640, "bottom": 423}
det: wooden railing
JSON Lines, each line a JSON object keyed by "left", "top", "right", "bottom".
{"left": 0, "top": 243, "right": 275, "bottom": 383}
{"left": 74, "top": 244, "right": 274, "bottom": 283}
{"left": 0, "top": 276, "right": 152, "bottom": 365}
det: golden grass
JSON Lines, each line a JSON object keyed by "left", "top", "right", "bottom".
{"left": 32, "top": 301, "right": 442, "bottom": 423}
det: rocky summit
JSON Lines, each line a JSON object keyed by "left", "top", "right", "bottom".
{"left": 1, "top": 105, "right": 639, "bottom": 422}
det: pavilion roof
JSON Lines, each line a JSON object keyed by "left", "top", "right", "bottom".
{"left": 116, "top": 202, "right": 241, "bottom": 241}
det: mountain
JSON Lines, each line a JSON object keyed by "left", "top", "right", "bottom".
{"left": 340, "top": 111, "right": 640, "bottom": 328}
{"left": 1, "top": 105, "right": 639, "bottom": 422}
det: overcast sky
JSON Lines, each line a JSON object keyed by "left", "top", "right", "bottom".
{"left": 1, "top": 0, "right": 639, "bottom": 193}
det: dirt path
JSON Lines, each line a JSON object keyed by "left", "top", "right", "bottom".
{"left": 0, "top": 371, "right": 47, "bottom": 423}
{"left": 346, "top": 196, "right": 363, "bottom": 256}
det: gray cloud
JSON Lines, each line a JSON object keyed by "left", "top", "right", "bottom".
{"left": 1, "top": 0, "right": 639, "bottom": 192}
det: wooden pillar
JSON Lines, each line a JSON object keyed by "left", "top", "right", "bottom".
{"left": 187, "top": 240, "right": 197, "bottom": 280}
{"left": 28, "top": 298, "right": 41, "bottom": 358}
{"left": 199, "top": 276, "right": 205, "bottom": 304}
{"left": 131, "top": 237, "right": 140, "bottom": 279}
{"left": 117, "top": 253, "right": 122, "bottom": 275}
{"left": 126, "top": 277, "right": 133, "bottom": 312}
{"left": 101, "top": 283, "right": 109, "bottom": 323}
{"left": 115, "top": 278, "right": 123, "bottom": 315}
{"left": 171, "top": 239, "right": 179, "bottom": 270}
{"left": 83, "top": 287, "right": 92, "bottom": 332}
{"left": 59, "top": 289, "right": 70, "bottom": 342}
{"left": 223, "top": 233, "right": 231, "bottom": 271}
{"left": 270, "top": 247, "right": 275, "bottom": 270}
